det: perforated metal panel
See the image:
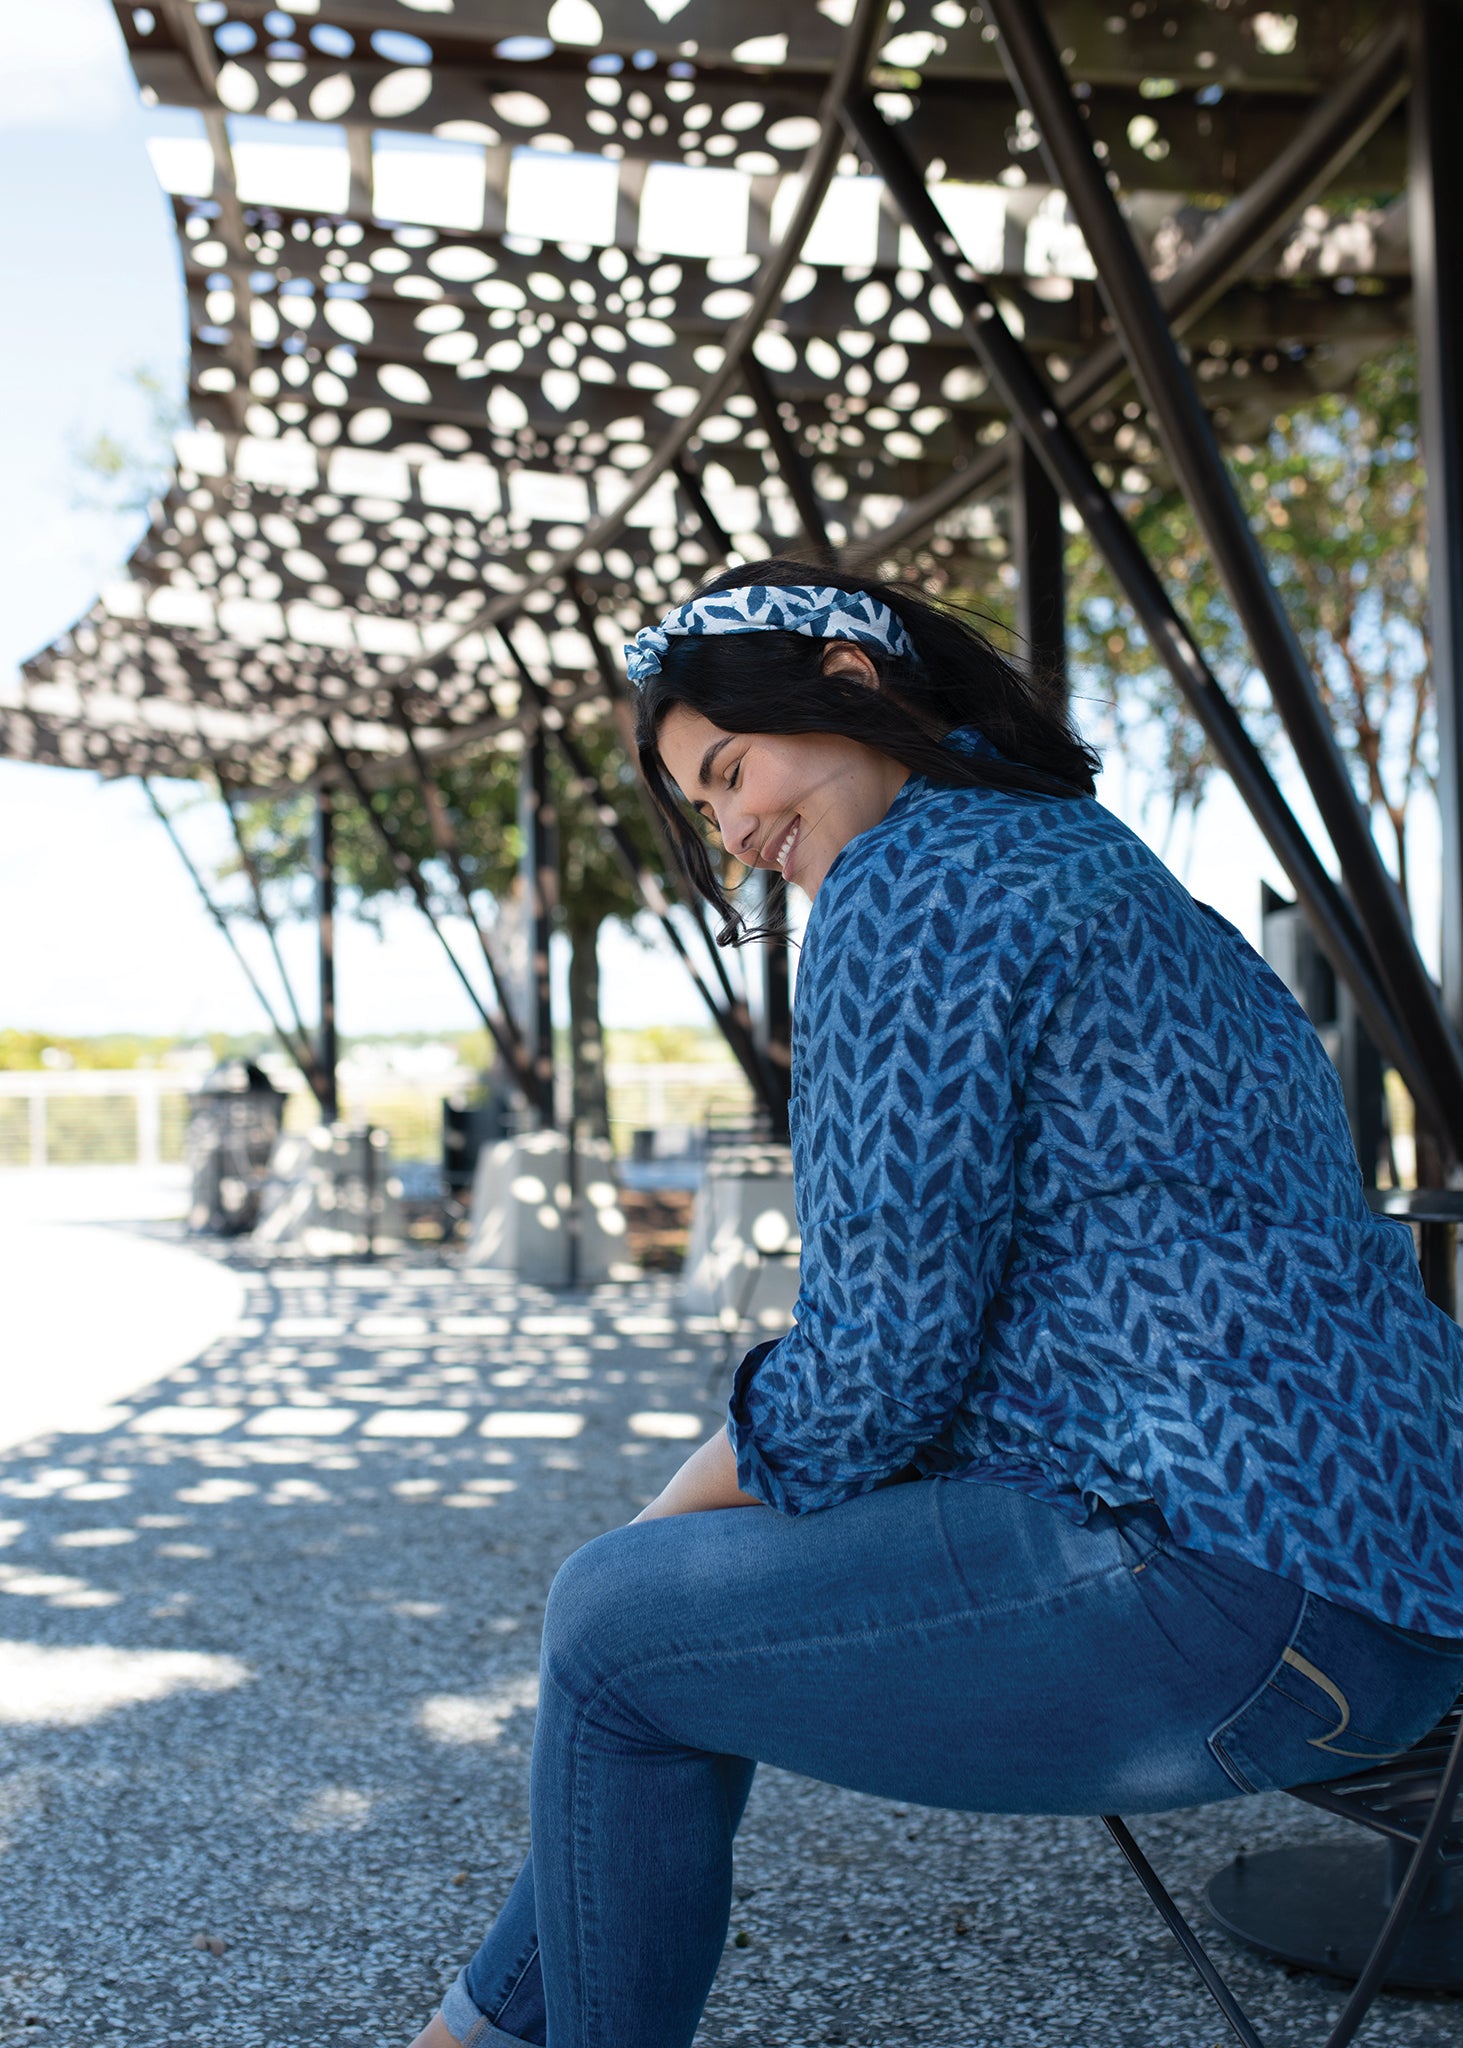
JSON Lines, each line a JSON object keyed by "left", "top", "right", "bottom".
{"left": 6, "top": 0, "right": 1405, "bottom": 788}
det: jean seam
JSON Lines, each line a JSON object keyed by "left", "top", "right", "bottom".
{"left": 492, "top": 1942, "right": 542, "bottom": 2034}
{"left": 552, "top": 1539, "right": 1144, "bottom": 1760}
{"left": 1114, "top": 1507, "right": 1171, "bottom": 1573}
{"left": 451, "top": 2015, "right": 500, "bottom": 2048}
{"left": 1207, "top": 1588, "right": 1313, "bottom": 1794}
{"left": 568, "top": 1674, "right": 598, "bottom": 2048}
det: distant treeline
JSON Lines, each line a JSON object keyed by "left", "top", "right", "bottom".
{"left": 0, "top": 1030, "right": 256, "bottom": 1072}
{"left": 0, "top": 1026, "right": 730, "bottom": 1072}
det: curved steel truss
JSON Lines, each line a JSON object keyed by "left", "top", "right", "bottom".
{"left": 7, "top": 0, "right": 1409, "bottom": 785}
{"left": 11, "top": 0, "right": 1463, "bottom": 1156}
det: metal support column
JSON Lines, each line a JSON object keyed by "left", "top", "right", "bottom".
{"left": 741, "top": 353, "right": 832, "bottom": 558}
{"left": 326, "top": 732, "right": 541, "bottom": 1111}
{"left": 846, "top": 20, "right": 1407, "bottom": 568}
{"left": 845, "top": 97, "right": 1440, "bottom": 1143}
{"left": 520, "top": 723, "right": 558, "bottom": 1128}
{"left": 1411, "top": 0, "right": 1463, "bottom": 1035}
{"left": 502, "top": 615, "right": 778, "bottom": 1116}
{"left": 217, "top": 773, "right": 327, "bottom": 1111}
{"left": 314, "top": 786, "right": 339, "bottom": 1123}
{"left": 1011, "top": 435, "right": 1066, "bottom": 702}
{"left": 143, "top": 778, "right": 320, "bottom": 1099}
{"left": 984, "top": 0, "right": 1463, "bottom": 1165}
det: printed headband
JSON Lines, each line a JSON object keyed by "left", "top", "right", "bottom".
{"left": 623, "top": 584, "right": 916, "bottom": 686}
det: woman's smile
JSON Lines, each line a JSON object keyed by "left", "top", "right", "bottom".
{"left": 656, "top": 682, "right": 908, "bottom": 901}
{"left": 764, "top": 815, "right": 801, "bottom": 881}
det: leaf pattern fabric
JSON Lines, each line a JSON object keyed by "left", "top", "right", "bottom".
{"left": 728, "top": 737, "right": 1463, "bottom": 1638}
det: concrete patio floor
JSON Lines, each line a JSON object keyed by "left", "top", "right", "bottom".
{"left": 0, "top": 1225, "right": 1457, "bottom": 2048}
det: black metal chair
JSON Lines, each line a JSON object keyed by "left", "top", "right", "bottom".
{"left": 707, "top": 1216, "right": 801, "bottom": 1390}
{"left": 1099, "top": 1189, "right": 1463, "bottom": 2048}
{"left": 1102, "top": 1696, "right": 1463, "bottom": 2048}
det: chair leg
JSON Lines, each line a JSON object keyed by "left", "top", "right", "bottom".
{"left": 1101, "top": 1816, "right": 1267, "bottom": 2048}
{"left": 1318, "top": 1707, "right": 1463, "bottom": 2048}
{"left": 706, "top": 1253, "right": 763, "bottom": 1393}
{"left": 1108, "top": 1697, "right": 1463, "bottom": 2048}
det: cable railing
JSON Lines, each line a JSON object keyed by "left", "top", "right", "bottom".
{"left": 0, "top": 1063, "right": 752, "bottom": 1170}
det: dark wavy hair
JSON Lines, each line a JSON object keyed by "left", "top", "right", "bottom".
{"left": 634, "top": 557, "right": 1099, "bottom": 941}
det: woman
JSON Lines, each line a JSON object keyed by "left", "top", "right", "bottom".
{"left": 413, "top": 561, "right": 1463, "bottom": 2048}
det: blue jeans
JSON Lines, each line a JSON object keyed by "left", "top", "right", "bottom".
{"left": 438, "top": 1481, "right": 1463, "bottom": 2048}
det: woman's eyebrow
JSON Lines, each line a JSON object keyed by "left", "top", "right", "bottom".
{"left": 698, "top": 735, "right": 734, "bottom": 787}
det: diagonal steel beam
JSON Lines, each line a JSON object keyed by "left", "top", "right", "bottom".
{"left": 496, "top": 624, "right": 778, "bottom": 1118}
{"left": 847, "top": 95, "right": 1444, "bottom": 1144}
{"left": 847, "top": 16, "right": 1408, "bottom": 566}
{"left": 325, "top": 729, "right": 545, "bottom": 1116}
{"left": 430, "top": 0, "right": 889, "bottom": 654}
{"left": 388, "top": 690, "right": 529, "bottom": 1059}
{"left": 672, "top": 457, "right": 735, "bottom": 565}
{"left": 741, "top": 354, "right": 833, "bottom": 559}
{"left": 142, "top": 778, "right": 320, "bottom": 1095}
{"left": 984, "top": 0, "right": 1463, "bottom": 1163}
{"left": 215, "top": 770, "right": 330, "bottom": 1111}
{"left": 159, "top": 0, "right": 254, "bottom": 433}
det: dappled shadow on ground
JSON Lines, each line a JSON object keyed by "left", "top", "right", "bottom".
{"left": 0, "top": 1250, "right": 1457, "bottom": 2047}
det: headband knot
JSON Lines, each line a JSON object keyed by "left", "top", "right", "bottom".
{"left": 624, "top": 584, "right": 916, "bottom": 686}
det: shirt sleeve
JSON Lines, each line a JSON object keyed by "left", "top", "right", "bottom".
{"left": 728, "top": 857, "right": 1054, "bottom": 1514}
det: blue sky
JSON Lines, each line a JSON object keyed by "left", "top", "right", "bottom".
{"left": 0, "top": 2, "right": 1429, "bottom": 1044}
{"left": 0, "top": 0, "right": 712, "bottom": 1037}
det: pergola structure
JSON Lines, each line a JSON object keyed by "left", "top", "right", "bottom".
{"left": 6, "top": 0, "right": 1463, "bottom": 1167}
{"left": 8, "top": 5, "right": 1463, "bottom": 2024}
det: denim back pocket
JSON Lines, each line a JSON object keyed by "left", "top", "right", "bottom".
{"left": 1204, "top": 1581, "right": 1458, "bottom": 1794}
{"left": 1208, "top": 1590, "right": 1463, "bottom": 1796}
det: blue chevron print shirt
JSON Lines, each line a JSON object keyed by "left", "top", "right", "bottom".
{"left": 728, "top": 737, "right": 1463, "bottom": 1637}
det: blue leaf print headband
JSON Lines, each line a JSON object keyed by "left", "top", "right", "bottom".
{"left": 623, "top": 584, "right": 917, "bottom": 686}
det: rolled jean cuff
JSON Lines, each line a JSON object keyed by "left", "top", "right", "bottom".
{"left": 441, "top": 1969, "right": 536, "bottom": 2048}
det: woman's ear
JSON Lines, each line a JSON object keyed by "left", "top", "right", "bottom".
{"left": 819, "top": 640, "right": 881, "bottom": 688}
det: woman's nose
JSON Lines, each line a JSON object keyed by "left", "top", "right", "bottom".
{"left": 722, "top": 799, "right": 760, "bottom": 863}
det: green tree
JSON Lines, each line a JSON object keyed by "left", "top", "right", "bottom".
{"left": 1066, "top": 345, "right": 1431, "bottom": 906}
{"left": 72, "top": 365, "right": 182, "bottom": 522}
{"left": 219, "top": 729, "right": 659, "bottom": 1140}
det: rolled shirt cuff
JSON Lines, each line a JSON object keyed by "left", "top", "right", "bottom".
{"left": 727, "top": 1338, "right": 802, "bottom": 1514}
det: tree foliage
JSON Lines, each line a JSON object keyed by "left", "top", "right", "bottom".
{"left": 72, "top": 365, "right": 182, "bottom": 522}
{"left": 1066, "top": 344, "right": 1431, "bottom": 906}
{"left": 216, "top": 722, "right": 668, "bottom": 1135}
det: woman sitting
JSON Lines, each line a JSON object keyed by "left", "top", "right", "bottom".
{"left": 412, "top": 561, "right": 1463, "bottom": 2048}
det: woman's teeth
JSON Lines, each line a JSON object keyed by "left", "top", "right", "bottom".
{"left": 775, "top": 821, "right": 799, "bottom": 870}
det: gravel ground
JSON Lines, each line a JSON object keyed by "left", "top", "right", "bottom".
{"left": 0, "top": 1238, "right": 1457, "bottom": 2048}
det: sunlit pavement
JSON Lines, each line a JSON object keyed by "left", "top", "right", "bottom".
{"left": 0, "top": 1218, "right": 243, "bottom": 1454}
{"left": 0, "top": 1238, "right": 1451, "bottom": 2047}
{"left": 0, "top": 1164, "right": 190, "bottom": 1227}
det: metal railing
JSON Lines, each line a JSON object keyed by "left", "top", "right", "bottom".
{"left": 0, "top": 1071, "right": 192, "bottom": 1168}
{"left": 0, "top": 1063, "right": 753, "bottom": 1169}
